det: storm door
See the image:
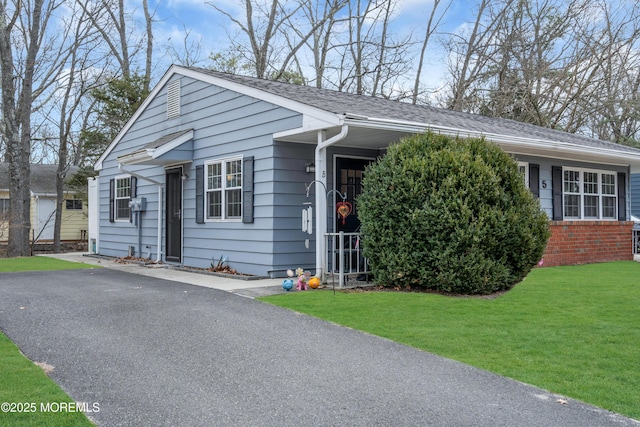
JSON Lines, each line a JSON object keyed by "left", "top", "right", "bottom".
{"left": 335, "top": 157, "right": 372, "bottom": 233}
{"left": 165, "top": 168, "right": 182, "bottom": 262}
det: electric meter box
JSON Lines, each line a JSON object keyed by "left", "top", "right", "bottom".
{"left": 129, "top": 197, "right": 147, "bottom": 212}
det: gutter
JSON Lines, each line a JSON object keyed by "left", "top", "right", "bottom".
{"left": 343, "top": 116, "right": 640, "bottom": 166}
{"left": 315, "top": 125, "right": 349, "bottom": 281}
{"left": 118, "top": 164, "right": 163, "bottom": 262}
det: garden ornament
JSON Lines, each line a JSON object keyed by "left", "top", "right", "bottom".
{"left": 295, "top": 267, "right": 311, "bottom": 291}
{"left": 282, "top": 278, "right": 294, "bottom": 291}
{"left": 308, "top": 277, "right": 320, "bottom": 289}
{"left": 336, "top": 201, "right": 352, "bottom": 225}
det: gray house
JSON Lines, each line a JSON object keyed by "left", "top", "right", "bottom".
{"left": 94, "top": 65, "right": 640, "bottom": 277}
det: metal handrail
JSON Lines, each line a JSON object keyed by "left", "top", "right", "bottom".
{"left": 324, "top": 231, "right": 370, "bottom": 287}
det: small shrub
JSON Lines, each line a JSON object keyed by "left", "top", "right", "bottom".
{"left": 357, "top": 132, "right": 550, "bottom": 294}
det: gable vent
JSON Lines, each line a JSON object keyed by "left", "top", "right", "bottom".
{"left": 166, "top": 79, "right": 181, "bottom": 119}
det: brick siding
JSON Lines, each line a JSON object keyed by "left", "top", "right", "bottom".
{"left": 542, "top": 221, "right": 634, "bottom": 267}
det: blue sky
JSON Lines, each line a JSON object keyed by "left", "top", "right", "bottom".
{"left": 134, "top": 0, "right": 474, "bottom": 88}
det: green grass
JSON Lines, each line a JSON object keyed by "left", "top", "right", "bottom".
{"left": 0, "top": 332, "right": 94, "bottom": 426}
{"left": 261, "top": 261, "right": 640, "bottom": 420}
{"left": 0, "top": 256, "right": 96, "bottom": 425}
{"left": 0, "top": 257, "right": 97, "bottom": 273}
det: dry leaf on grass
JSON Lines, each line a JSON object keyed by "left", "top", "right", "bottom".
{"left": 34, "top": 361, "right": 55, "bottom": 375}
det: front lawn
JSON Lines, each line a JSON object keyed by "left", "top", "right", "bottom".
{"left": 0, "top": 256, "right": 96, "bottom": 425}
{"left": 0, "top": 332, "right": 94, "bottom": 426}
{"left": 261, "top": 261, "right": 640, "bottom": 420}
{"left": 0, "top": 256, "right": 97, "bottom": 273}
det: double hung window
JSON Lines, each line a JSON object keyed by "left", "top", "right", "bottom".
{"left": 205, "top": 157, "right": 242, "bottom": 220}
{"left": 115, "top": 176, "right": 132, "bottom": 221}
{"left": 562, "top": 168, "right": 617, "bottom": 220}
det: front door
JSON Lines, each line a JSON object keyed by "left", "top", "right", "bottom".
{"left": 37, "top": 198, "right": 56, "bottom": 241}
{"left": 335, "top": 157, "right": 372, "bottom": 233}
{"left": 165, "top": 168, "right": 182, "bottom": 262}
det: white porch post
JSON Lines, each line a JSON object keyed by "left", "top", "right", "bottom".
{"left": 315, "top": 131, "right": 327, "bottom": 282}
{"left": 314, "top": 126, "right": 349, "bottom": 282}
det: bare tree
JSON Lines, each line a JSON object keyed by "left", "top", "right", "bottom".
{"left": 208, "top": 0, "right": 348, "bottom": 81}
{"left": 411, "top": 0, "right": 452, "bottom": 105}
{"left": 164, "top": 24, "right": 206, "bottom": 67}
{"left": 208, "top": 0, "right": 296, "bottom": 79}
{"left": 579, "top": 0, "right": 640, "bottom": 145}
{"left": 290, "top": 0, "right": 349, "bottom": 88}
{"left": 445, "top": 0, "right": 490, "bottom": 111}
{"left": 75, "top": 0, "right": 155, "bottom": 91}
{"left": 51, "top": 2, "right": 106, "bottom": 252}
{"left": 0, "top": 0, "right": 48, "bottom": 256}
{"left": 325, "top": 0, "right": 413, "bottom": 98}
{"left": 454, "top": 0, "right": 640, "bottom": 146}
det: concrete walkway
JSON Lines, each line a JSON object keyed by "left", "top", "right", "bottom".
{"left": 39, "top": 252, "right": 288, "bottom": 298}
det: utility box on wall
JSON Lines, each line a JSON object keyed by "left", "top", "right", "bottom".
{"left": 129, "top": 197, "right": 147, "bottom": 212}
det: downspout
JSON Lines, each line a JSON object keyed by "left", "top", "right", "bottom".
{"left": 315, "top": 125, "right": 349, "bottom": 282}
{"left": 118, "top": 164, "right": 163, "bottom": 263}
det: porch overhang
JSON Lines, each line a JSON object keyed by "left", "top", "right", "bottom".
{"left": 275, "top": 115, "right": 640, "bottom": 167}
{"left": 117, "top": 129, "right": 194, "bottom": 166}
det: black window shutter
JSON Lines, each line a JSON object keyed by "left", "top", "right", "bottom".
{"left": 551, "top": 166, "right": 563, "bottom": 220}
{"left": 618, "top": 172, "right": 627, "bottom": 221}
{"left": 243, "top": 156, "right": 254, "bottom": 224}
{"left": 195, "top": 165, "right": 204, "bottom": 224}
{"left": 130, "top": 176, "right": 137, "bottom": 223}
{"left": 109, "top": 179, "right": 115, "bottom": 223}
{"left": 529, "top": 164, "right": 540, "bottom": 198}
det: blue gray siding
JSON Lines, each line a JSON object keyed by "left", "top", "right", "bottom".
{"left": 98, "top": 74, "right": 303, "bottom": 276}
{"left": 98, "top": 70, "right": 636, "bottom": 277}
{"left": 513, "top": 155, "right": 630, "bottom": 220}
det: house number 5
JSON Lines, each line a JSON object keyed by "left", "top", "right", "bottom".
{"left": 541, "top": 180, "right": 547, "bottom": 189}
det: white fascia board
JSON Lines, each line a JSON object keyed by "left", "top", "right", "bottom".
{"left": 153, "top": 129, "right": 194, "bottom": 157}
{"left": 94, "top": 66, "right": 180, "bottom": 171}
{"left": 116, "top": 149, "right": 153, "bottom": 165}
{"left": 116, "top": 129, "right": 195, "bottom": 166}
{"left": 274, "top": 114, "right": 344, "bottom": 139}
{"left": 343, "top": 116, "right": 640, "bottom": 167}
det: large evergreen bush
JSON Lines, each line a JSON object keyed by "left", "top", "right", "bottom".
{"left": 358, "top": 132, "right": 550, "bottom": 294}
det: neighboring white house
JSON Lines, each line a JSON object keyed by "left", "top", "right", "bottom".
{"left": 0, "top": 163, "right": 87, "bottom": 244}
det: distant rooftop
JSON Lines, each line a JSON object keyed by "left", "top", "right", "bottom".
{"left": 0, "top": 163, "right": 80, "bottom": 194}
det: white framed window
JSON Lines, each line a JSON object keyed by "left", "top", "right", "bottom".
{"left": 115, "top": 176, "right": 132, "bottom": 221}
{"left": 562, "top": 168, "right": 617, "bottom": 220}
{"left": 518, "top": 162, "right": 529, "bottom": 187}
{"left": 205, "top": 157, "right": 242, "bottom": 221}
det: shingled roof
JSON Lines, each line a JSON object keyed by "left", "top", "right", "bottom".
{"left": 190, "top": 66, "right": 640, "bottom": 156}
{"left": 0, "top": 163, "right": 80, "bottom": 194}
{"left": 96, "top": 65, "right": 640, "bottom": 171}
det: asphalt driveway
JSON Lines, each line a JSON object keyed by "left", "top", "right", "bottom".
{"left": 0, "top": 268, "right": 637, "bottom": 426}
